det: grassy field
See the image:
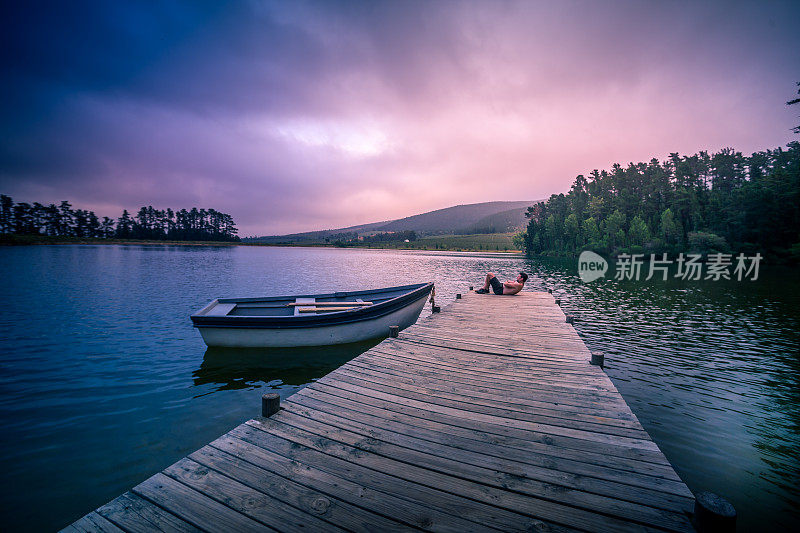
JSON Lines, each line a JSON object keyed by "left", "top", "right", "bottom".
{"left": 355, "top": 233, "right": 520, "bottom": 252}
{"left": 414, "top": 233, "right": 518, "bottom": 251}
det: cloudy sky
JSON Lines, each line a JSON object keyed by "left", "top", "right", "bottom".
{"left": 1, "top": 1, "right": 799, "bottom": 235}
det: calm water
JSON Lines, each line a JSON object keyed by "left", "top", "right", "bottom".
{"left": 0, "top": 245, "right": 797, "bottom": 531}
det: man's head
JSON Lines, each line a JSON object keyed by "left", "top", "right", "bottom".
{"left": 517, "top": 272, "right": 528, "bottom": 284}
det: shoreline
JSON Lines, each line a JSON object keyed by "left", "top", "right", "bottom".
{"left": 0, "top": 236, "right": 525, "bottom": 255}
{"left": 3, "top": 237, "right": 792, "bottom": 263}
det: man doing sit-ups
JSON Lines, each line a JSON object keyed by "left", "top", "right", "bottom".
{"left": 476, "top": 272, "right": 527, "bottom": 295}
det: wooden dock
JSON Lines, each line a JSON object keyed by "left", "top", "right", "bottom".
{"left": 65, "top": 291, "right": 696, "bottom": 532}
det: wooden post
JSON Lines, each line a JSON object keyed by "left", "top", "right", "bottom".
{"left": 591, "top": 352, "right": 605, "bottom": 368}
{"left": 566, "top": 315, "right": 574, "bottom": 324}
{"left": 389, "top": 325, "right": 399, "bottom": 338}
{"left": 432, "top": 305, "right": 441, "bottom": 313}
{"left": 456, "top": 293, "right": 462, "bottom": 299}
{"left": 547, "top": 288, "right": 552, "bottom": 293}
{"left": 555, "top": 298, "right": 561, "bottom": 306}
{"left": 693, "top": 492, "right": 736, "bottom": 533}
{"left": 469, "top": 285, "right": 473, "bottom": 291}
{"left": 261, "top": 393, "right": 280, "bottom": 417}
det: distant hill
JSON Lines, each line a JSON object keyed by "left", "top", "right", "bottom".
{"left": 254, "top": 220, "right": 391, "bottom": 243}
{"left": 374, "top": 201, "right": 534, "bottom": 234}
{"left": 246, "top": 200, "right": 537, "bottom": 243}
{"left": 458, "top": 206, "right": 531, "bottom": 234}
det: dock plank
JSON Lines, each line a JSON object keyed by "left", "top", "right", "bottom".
{"left": 246, "top": 416, "right": 692, "bottom": 531}
{"left": 330, "top": 364, "right": 645, "bottom": 432}
{"left": 213, "top": 428, "right": 551, "bottom": 532}
{"left": 62, "top": 512, "right": 125, "bottom": 533}
{"left": 187, "top": 445, "right": 415, "bottom": 533}
{"left": 275, "top": 402, "right": 695, "bottom": 510}
{"left": 287, "top": 386, "right": 684, "bottom": 481}
{"left": 238, "top": 420, "right": 652, "bottom": 532}
{"left": 96, "top": 493, "right": 201, "bottom": 533}
{"left": 162, "top": 458, "right": 346, "bottom": 532}
{"left": 283, "top": 394, "right": 694, "bottom": 497}
{"left": 66, "top": 291, "right": 696, "bottom": 532}
{"left": 132, "top": 473, "right": 271, "bottom": 532}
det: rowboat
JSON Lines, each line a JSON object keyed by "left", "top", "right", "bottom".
{"left": 190, "top": 282, "right": 434, "bottom": 347}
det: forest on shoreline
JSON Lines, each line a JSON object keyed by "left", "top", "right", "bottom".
{"left": 0, "top": 196, "right": 239, "bottom": 242}
{"left": 522, "top": 142, "right": 800, "bottom": 261}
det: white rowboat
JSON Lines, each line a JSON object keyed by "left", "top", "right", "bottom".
{"left": 190, "top": 283, "right": 434, "bottom": 347}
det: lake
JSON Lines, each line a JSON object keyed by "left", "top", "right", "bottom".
{"left": 0, "top": 244, "right": 797, "bottom": 531}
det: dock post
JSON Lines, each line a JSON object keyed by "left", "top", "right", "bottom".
{"left": 693, "top": 492, "right": 736, "bottom": 533}
{"left": 555, "top": 298, "right": 561, "bottom": 306}
{"left": 591, "top": 352, "right": 605, "bottom": 368}
{"left": 456, "top": 293, "right": 462, "bottom": 299}
{"left": 432, "top": 305, "right": 441, "bottom": 313}
{"left": 261, "top": 393, "right": 281, "bottom": 417}
{"left": 566, "top": 315, "right": 574, "bottom": 324}
{"left": 547, "top": 288, "right": 552, "bottom": 293}
{"left": 469, "top": 285, "right": 473, "bottom": 291}
{"left": 389, "top": 325, "right": 399, "bottom": 338}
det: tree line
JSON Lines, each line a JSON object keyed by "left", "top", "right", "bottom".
{"left": 0, "top": 195, "right": 240, "bottom": 242}
{"left": 522, "top": 141, "right": 800, "bottom": 260}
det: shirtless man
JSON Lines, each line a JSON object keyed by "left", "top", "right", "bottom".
{"left": 476, "top": 272, "right": 527, "bottom": 295}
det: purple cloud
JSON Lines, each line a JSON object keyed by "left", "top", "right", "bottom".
{"left": 1, "top": 0, "right": 798, "bottom": 235}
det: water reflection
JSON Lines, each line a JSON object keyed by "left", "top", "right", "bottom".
{"left": 193, "top": 339, "right": 382, "bottom": 394}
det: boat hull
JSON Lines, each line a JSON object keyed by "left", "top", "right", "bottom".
{"left": 196, "top": 291, "right": 429, "bottom": 347}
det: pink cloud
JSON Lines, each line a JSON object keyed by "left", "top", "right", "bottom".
{"left": 1, "top": 1, "right": 798, "bottom": 235}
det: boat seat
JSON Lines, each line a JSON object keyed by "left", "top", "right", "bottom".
{"left": 206, "top": 303, "right": 236, "bottom": 317}
{"left": 294, "top": 298, "right": 315, "bottom": 316}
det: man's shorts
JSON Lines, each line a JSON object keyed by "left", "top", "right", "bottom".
{"left": 489, "top": 275, "right": 504, "bottom": 295}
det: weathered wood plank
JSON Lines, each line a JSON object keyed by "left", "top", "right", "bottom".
{"left": 163, "top": 458, "right": 346, "bottom": 532}
{"left": 368, "top": 340, "right": 606, "bottom": 376}
{"left": 61, "top": 512, "right": 125, "bottom": 533}
{"left": 296, "top": 383, "right": 672, "bottom": 465}
{"left": 332, "top": 363, "right": 644, "bottom": 430}
{"left": 322, "top": 369, "right": 650, "bottom": 439}
{"left": 210, "top": 429, "right": 558, "bottom": 532}
{"left": 132, "top": 473, "right": 271, "bottom": 532}
{"left": 288, "top": 385, "right": 683, "bottom": 480}
{"left": 350, "top": 359, "right": 634, "bottom": 414}
{"left": 347, "top": 354, "right": 632, "bottom": 411}
{"left": 247, "top": 415, "right": 693, "bottom": 531}
{"left": 236, "top": 420, "right": 649, "bottom": 532}
{"left": 245, "top": 417, "right": 691, "bottom": 532}
{"left": 342, "top": 358, "right": 638, "bottom": 422}
{"left": 307, "top": 378, "right": 659, "bottom": 449}
{"left": 187, "top": 445, "right": 415, "bottom": 533}
{"left": 283, "top": 405, "right": 694, "bottom": 511}
{"left": 96, "top": 492, "right": 201, "bottom": 533}
{"left": 284, "top": 393, "right": 693, "bottom": 494}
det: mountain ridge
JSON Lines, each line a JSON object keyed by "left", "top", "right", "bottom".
{"left": 245, "top": 200, "right": 538, "bottom": 243}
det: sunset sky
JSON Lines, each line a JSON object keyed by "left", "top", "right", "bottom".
{"left": 1, "top": 0, "right": 799, "bottom": 235}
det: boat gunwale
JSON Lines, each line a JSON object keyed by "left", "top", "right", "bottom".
{"left": 214, "top": 282, "right": 431, "bottom": 304}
